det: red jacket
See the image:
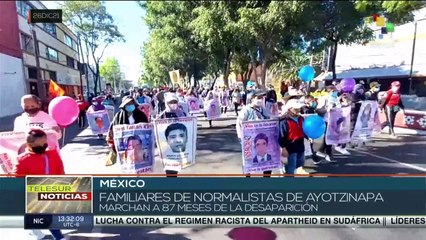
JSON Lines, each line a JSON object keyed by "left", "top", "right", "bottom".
{"left": 77, "top": 100, "right": 90, "bottom": 111}
{"left": 384, "top": 90, "right": 404, "bottom": 108}
{"left": 14, "top": 149, "right": 65, "bottom": 176}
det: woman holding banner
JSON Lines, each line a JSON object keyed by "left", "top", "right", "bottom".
{"left": 105, "top": 96, "right": 149, "bottom": 166}
{"left": 236, "top": 90, "right": 272, "bottom": 177}
{"left": 87, "top": 97, "right": 107, "bottom": 139}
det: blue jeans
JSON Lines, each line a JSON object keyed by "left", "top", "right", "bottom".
{"left": 50, "top": 229, "right": 64, "bottom": 239}
{"left": 285, "top": 152, "right": 305, "bottom": 175}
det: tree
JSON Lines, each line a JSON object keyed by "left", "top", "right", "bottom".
{"left": 234, "top": 1, "right": 310, "bottom": 88}
{"left": 140, "top": 1, "right": 207, "bottom": 87}
{"left": 61, "top": 1, "right": 124, "bottom": 94}
{"left": 100, "top": 57, "right": 122, "bottom": 91}
{"left": 302, "top": 0, "right": 425, "bottom": 80}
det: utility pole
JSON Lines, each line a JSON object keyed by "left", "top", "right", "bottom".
{"left": 408, "top": 21, "right": 418, "bottom": 95}
{"left": 29, "top": 23, "right": 47, "bottom": 105}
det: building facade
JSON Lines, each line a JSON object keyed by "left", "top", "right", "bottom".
{"left": 16, "top": 0, "right": 85, "bottom": 99}
{"left": 0, "top": 1, "right": 27, "bottom": 117}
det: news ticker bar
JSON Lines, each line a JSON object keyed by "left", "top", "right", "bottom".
{"left": 17, "top": 215, "right": 426, "bottom": 228}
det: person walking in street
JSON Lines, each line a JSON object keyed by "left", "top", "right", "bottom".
{"left": 87, "top": 96, "right": 107, "bottom": 139}
{"left": 232, "top": 88, "right": 242, "bottom": 116}
{"left": 106, "top": 96, "right": 149, "bottom": 166}
{"left": 14, "top": 129, "right": 66, "bottom": 240}
{"left": 236, "top": 90, "right": 271, "bottom": 177}
{"left": 76, "top": 95, "right": 89, "bottom": 129}
{"left": 381, "top": 81, "right": 405, "bottom": 137}
{"left": 278, "top": 99, "right": 307, "bottom": 175}
{"left": 219, "top": 86, "right": 229, "bottom": 116}
{"left": 13, "top": 94, "right": 62, "bottom": 151}
{"left": 157, "top": 93, "right": 187, "bottom": 177}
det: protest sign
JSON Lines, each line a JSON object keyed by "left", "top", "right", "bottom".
{"left": 186, "top": 96, "right": 200, "bottom": 113}
{"left": 241, "top": 120, "right": 281, "bottom": 174}
{"left": 105, "top": 105, "right": 115, "bottom": 122}
{"left": 178, "top": 101, "right": 190, "bottom": 116}
{"left": 266, "top": 102, "right": 279, "bottom": 118}
{"left": 87, "top": 110, "right": 110, "bottom": 135}
{"left": 113, "top": 123, "right": 155, "bottom": 174}
{"left": 204, "top": 98, "right": 221, "bottom": 120}
{"left": 138, "top": 103, "right": 152, "bottom": 121}
{"left": 325, "top": 106, "right": 351, "bottom": 145}
{"left": 0, "top": 131, "right": 58, "bottom": 174}
{"left": 352, "top": 101, "right": 379, "bottom": 141}
{"left": 154, "top": 117, "right": 197, "bottom": 171}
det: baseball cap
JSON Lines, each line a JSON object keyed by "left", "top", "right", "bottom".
{"left": 119, "top": 96, "right": 136, "bottom": 108}
{"left": 391, "top": 81, "right": 401, "bottom": 87}
{"left": 252, "top": 90, "right": 267, "bottom": 97}
{"left": 165, "top": 93, "right": 179, "bottom": 103}
{"left": 285, "top": 99, "right": 305, "bottom": 110}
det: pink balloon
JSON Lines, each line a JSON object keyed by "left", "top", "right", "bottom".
{"left": 48, "top": 96, "right": 79, "bottom": 126}
{"left": 340, "top": 78, "right": 356, "bottom": 93}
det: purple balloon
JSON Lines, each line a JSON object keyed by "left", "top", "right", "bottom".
{"left": 340, "top": 78, "right": 356, "bottom": 93}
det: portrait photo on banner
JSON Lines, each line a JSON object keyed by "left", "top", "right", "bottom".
{"left": 352, "top": 101, "right": 379, "bottom": 141}
{"left": 186, "top": 96, "right": 200, "bottom": 113}
{"left": 153, "top": 117, "right": 197, "bottom": 172}
{"left": 325, "top": 106, "right": 352, "bottom": 145}
{"left": 138, "top": 103, "right": 152, "bottom": 121}
{"left": 113, "top": 123, "right": 154, "bottom": 174}
{"left": 178, "top": 101, "right": 190, "bottom": 116}
{"left": 105, "top": 105, "right": 115, "bottom": 122}
{"left": 87, "top": 110, "right": 110, "bottom": 135}
{"left": 0, "top": 131, "right": 57, "bottom": 174}
{"left": 241, "top": 120, "right": 281, "bottom": 174}
{"left": 205, "top": 98, "right": 221, "bottom": 120}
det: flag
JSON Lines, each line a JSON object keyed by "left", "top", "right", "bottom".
{"left": 372, "top": 14, "right": 380, "bottom": 22}
{"left": 381, "top": 27, "right": 388, "bottom": 34}
{"left": 386, "top": 23, "right": 395, "bottom": 32}
{"left": 49, "top": 80, "right": 65, "bottom": 98}
{"left": 376, "top": 17, "right": 385, "bottom": 27}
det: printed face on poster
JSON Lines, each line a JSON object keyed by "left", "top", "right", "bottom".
{"left": 352, "top": 101, "right": 379, "bottom": 140}
{"left": 105, "top": 105, "right": 115, "bottom": 122}
{"left": 154, "top": 117, "right": 197, "bottom": 172}
{"left": 325, "top": 106, "right": 351, "bottom": 145}
{"left": 87, "top": 110, "right": 110, "bottom": 135}
{"left": 113, "top": 123, "right": 154, "bottom": 174}
{"left": 178, "top": 101, "right": 189, "bottom": 115}
{"left": 241, "top": 120, "right": 281, "bottom": 174}
{"left": 0, "top": 131, "right": 57, "bottom": 174}
{"left": 186, "top": 96, "right": 200, "bottom": 112}
{"left": 205, "top": 99, "right": 221, "bottom": 120}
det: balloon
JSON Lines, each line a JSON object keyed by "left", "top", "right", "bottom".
{"left": 340, "top": 78, "right": 356, "bottom": 93}
{"left": 298, "top": 65, "right": 316, "bottom": 82}
{"left": 303, "top": 115, "right": 326, "bottom": 139}
{"left": 48, "top": 96, "right": 79, "bottom": 126}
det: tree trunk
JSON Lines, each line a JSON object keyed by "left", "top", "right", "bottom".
{"left": 260, "top": 61, "right": 268, "bottom": 89}
{"left": 94, "top": 63, "right": 100, "bottom": 94}
{"left": 331, "top": 40, "right": 338, "bottom": 80}
{"left": 243, "top": 65, "right": 254, "bottom": 91}
{"left": 223, "top": 49, "right": 233, "bottom": 88}
{"left": 249, "top": 53, "right": 259, "bottom": 86}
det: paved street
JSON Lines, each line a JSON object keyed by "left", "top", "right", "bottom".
{"left": 1, "top": 108, "right": 426, "bottom": 239}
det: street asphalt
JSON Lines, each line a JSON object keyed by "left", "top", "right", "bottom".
{"left": 1, "top": 104, "right": 426, "bottom": 239}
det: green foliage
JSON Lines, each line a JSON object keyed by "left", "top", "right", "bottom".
{"left": 99, "top": 57, "right": 122, "bottom": 88}
{"left": 61, "top": 1, "right": 124, "bottom": 93}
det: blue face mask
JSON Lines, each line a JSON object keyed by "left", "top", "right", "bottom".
{"left": 310, "top": 102, "right": 317, "bottom": 108}
{"left": 331, "top": 92, "right": 338, "bottom": 98}
{"left": 125, "top": 104, "right": 135, "bottom": 112}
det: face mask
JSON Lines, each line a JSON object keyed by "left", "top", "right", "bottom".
{"left": 357, "top": 89, "right": 364, "bottom": 94}
{"left": 169, "top": 103, "right": 178, "bottom": 110}
{"left": 310, "top": 102, "right": 317, "bottom": 108}
{"left": 254, "top": 99, "right": 263, "bottom": 107}
{"left": 391, "top": 87, "right": 399, "bottom": 92}
{"left": 331, "top": 92, "right": 338, "bottom": 98}
{"left": 24, "top": 108, "right": 40, "bottom": 115}
{"left": 125, "top": 104, "right": 135, "bottom": 112}
{"left": 31, "top": 144, "right": 48, "bottom": 154}
{"left": 93, "top": 102, "right": 98, "bottom": 105}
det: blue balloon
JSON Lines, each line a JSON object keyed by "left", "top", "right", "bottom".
{"left": 303, "top": 115, "right": 326, "bottom": 139}
{"left": 298, "top": 65, "right": 316, "bottom": 82}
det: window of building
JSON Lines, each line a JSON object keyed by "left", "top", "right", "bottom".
{"left": 47, "top": 70, "right": 57, "bottom": 81}
{"left": 28, "top": 67, "right": 38, "bottom": 79}
{"left": 45, "top": 47, "right": 58, "bottom": 61}
{"left": 43, "top": 23, "right": 57, "bottom": 37}
{"left": 64, "top": 34, "right": 73, "bottom": 48}
{"left": 66, "top": 56, "right": 75, "bottom": 68}
{"left": 16, "top": 1, "right": 33, "bottom": 19}
{"left": 20, "top": 33, "right": 34, "bottom": 53}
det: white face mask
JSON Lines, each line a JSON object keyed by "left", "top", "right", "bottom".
{"left": 254, "top": 99, "right": 263, "bottom": 107}
{"left": 391, "top": 86, "right": 399, "bottom": 92}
